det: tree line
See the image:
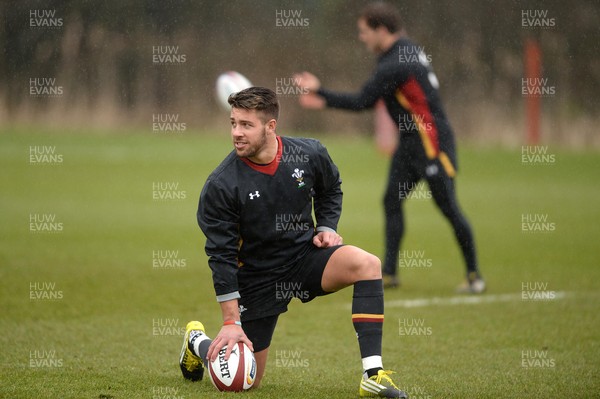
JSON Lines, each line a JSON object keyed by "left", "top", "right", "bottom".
{"left": 1, "top": 0, "right": 597, "bottom": 146}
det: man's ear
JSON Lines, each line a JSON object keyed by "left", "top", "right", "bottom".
{"left": 376, "top": 25, "right": 391, "bottom": 38}
{"left": 266, "top": 118, "right": 277, "bottom": 134}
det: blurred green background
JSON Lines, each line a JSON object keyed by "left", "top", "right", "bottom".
{"left": 1, "top": 131, "right": 599, "bottom": 397}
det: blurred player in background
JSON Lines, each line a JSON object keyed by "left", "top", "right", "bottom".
{"left": 180, "top": 87, "right": 408, "bottom": 398}
{"left": 294, "top": 1, "right": 485, "bottom": 294}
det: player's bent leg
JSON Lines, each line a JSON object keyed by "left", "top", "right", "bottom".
{"left": 241, "top": 315, "right": 278, "bottom": 388}
{"left": 321, "top": 245, "right": 381, "bottom": 292}
{"left": 252, "top": 348, "right": 269, "bottom": 388}
{"left": 320, "top": 247, "right": 409, "bottom": 398}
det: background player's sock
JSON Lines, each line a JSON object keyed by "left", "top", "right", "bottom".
{"left": 352, "top": 279, "right": 385, "bottom": 375}
{"left": 189, "top": 331, "right": 211, "bottom": 364}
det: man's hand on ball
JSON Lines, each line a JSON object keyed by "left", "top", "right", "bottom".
{"left": 207, "top": 325, "right": 254, "bottom": 361}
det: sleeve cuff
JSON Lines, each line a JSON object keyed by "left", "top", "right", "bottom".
{"left": 316, "top": 88, "right": 329, "bottom": 102}
{"left": 216, "top": 291, "right": 241, "bottom": 303}
{"left": 316, "top": 226, "right": 336, "bottom": 234}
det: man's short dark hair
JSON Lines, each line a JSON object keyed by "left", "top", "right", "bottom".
{"left": 359, "top": 2, "right": 403, "bottom": 34}
{"left": 228, "top": 87, "right": 279, "bottom": 122}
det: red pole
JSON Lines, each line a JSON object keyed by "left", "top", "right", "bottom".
{"left": 524, "top": 37, "right": 541, "bottom": 145}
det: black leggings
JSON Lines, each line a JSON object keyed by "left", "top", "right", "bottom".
{"left": 382, "top": 145, "right": 479, "bottom": 277}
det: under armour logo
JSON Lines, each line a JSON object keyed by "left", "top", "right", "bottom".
{"left": 249, "top": 191, "right": 260, "bottom": 200}
{"left": 239, "top": 305, "right": 247, "bottom": 314}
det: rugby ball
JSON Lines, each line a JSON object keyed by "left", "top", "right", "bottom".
{"left": 215, "top": 71, "right": 253, "bottom": 111}
{"left": 208, "top": 342, "right": 256, "bottom": 391}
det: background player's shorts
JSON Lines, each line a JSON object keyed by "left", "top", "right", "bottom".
{"left": 237, "top": 244, "right": 343, "bottom": 350}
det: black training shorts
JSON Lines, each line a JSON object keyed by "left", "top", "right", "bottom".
{"left": 238, "top": 244, "right": 343, "bottom": 351}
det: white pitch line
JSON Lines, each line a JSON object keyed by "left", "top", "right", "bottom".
{"left": 383, "top": 291, "right": 567, "bottom": 309}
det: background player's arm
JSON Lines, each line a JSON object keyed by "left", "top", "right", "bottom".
{"left": 295, "top": 69, "right": 394, "bottom": 111}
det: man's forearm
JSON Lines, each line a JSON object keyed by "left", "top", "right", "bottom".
{"left": 314, "top": 188, "right": 343, "bottom": 232}
{"left": 219, "top": 299, "right": 241, "bottom": 322}
{"left": 317, "top": 87, "right": 377, "bottom": 111}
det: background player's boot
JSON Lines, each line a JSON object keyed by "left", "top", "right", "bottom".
{"left": 456, "top": 273, "right": 486, "bottom": 294}
{"left": 359, "top": 370, "right": 408, "bottom": 398}
{"left": 179, "top": 321, "right": 205, "bottom": 381}
{"left": 382, "top": 273, "right": 400, "bottom": 289}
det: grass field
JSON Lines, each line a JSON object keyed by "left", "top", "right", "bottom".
{"left": 1, "top": 129, "right": 599, "bottom": 398}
